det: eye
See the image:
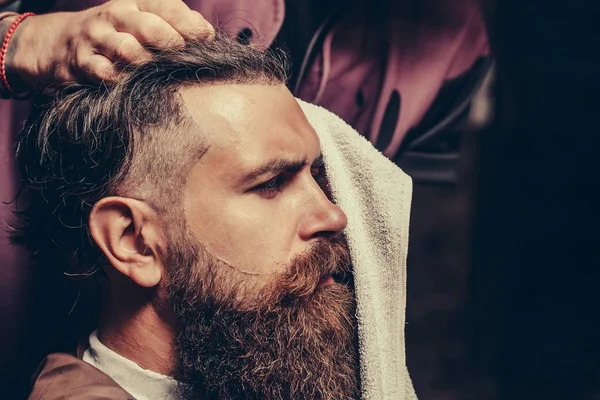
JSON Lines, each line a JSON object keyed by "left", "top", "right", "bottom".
{"left": 311, "top": 164, "right": 327, "bottom": 184}
{"left": 252, "top": 174, "right": 287, "bottom": 196}
{"left": 312, "top": 164, "right": 324, "bottom": 176}
{"left": 312, "top": 164, "right": 333, "bottom": 196}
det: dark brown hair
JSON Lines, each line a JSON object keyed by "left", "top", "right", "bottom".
{"left": 13, "top": 33, "right": 288, "bottom": 275}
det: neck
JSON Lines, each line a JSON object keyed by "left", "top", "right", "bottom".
{"left": 98, "top": 284, "right": 176, "bottom": 376}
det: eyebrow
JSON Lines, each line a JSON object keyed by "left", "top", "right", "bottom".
{"left": 240, "top": 154, "right": 323, "bottom": 185}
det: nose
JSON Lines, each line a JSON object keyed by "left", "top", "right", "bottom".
{"left": 298, "top": 189, "right": 348, "bottom": 241}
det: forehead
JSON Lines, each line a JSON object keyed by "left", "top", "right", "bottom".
{"left": 179, "top": 84, "right": 321, "bottom": 182}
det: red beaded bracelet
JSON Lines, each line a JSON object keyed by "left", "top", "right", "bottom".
{"left": 0, "top": 12, "right": 35, "bottom": 98}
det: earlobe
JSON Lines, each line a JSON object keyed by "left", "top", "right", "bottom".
{"left": 89, "top": 197, "right": 164, "bottom": 288}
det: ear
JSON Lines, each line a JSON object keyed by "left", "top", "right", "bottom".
{"left": 89, "top": 197, "right": 165, "bottom": 287}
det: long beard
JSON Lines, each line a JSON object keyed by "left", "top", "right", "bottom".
{"left": 164, "top": 236, "right": 361, "bottom": 399}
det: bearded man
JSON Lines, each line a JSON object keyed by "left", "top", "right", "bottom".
{"left": 18, "top": 35, "right": 414, "bottom": 399}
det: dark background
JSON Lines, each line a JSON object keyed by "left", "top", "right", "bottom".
{"left": 467, "top": 0, "right": 600, "bottom": 399}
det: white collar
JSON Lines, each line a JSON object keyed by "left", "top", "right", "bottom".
{"left": 82, "top": 330, "right": 180, "bottom": 400}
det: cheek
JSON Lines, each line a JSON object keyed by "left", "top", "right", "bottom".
{"left": 188, "top": 196, "right": 300, "bottom": 274}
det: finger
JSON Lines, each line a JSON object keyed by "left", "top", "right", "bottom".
{"left": 112, "top": 10, "right": 185, "bottom": 48}
{"left": 95, "top": 31, "right": 152, "bottom": 65}
{"left": 81, "top": 54, "right": 121, "bottom": 83}
{"left": 137, "top": 0, "right": 215, "bottom": 39}
{"left": 177, "top": 10, "right": 215, "bottom": 40}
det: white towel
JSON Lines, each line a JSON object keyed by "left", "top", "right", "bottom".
{"left": 299, "top": 100, "right": 417, "bottom": 400}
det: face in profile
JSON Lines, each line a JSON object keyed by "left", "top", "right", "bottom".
{"left": 159, "top": 83, "right": 360, "bottom": 399}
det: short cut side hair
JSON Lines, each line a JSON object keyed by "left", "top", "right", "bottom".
{"left": 13, "top": 33, "right": 288, "bottom": 275}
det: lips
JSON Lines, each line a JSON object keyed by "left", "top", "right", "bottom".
{"left": 318, "top": 275, "right": 335, "bottom": 287}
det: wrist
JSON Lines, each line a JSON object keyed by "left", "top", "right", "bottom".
{"left": 4, "top": 13, "right": 38, "bottom": 92}
{"left": 0, "top": 11, "right": 16, "bottom": 96}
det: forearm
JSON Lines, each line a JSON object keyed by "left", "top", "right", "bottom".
{"left": 0, "top": 12, "right": 16, "bottom": 36}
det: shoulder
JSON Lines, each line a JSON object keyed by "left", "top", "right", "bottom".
{"left": 29, "top": 353, "right": 135, "bottom": 400}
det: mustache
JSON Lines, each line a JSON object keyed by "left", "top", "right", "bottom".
{"left": 165, "top": 233, "right": 354, "bottom": 313}
{"left": 266, "top": 237, "right": 353, "bottom": 303}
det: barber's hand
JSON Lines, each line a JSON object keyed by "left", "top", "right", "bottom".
{"left": 8, "top": 0, "right": 214, "bottom": 89}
